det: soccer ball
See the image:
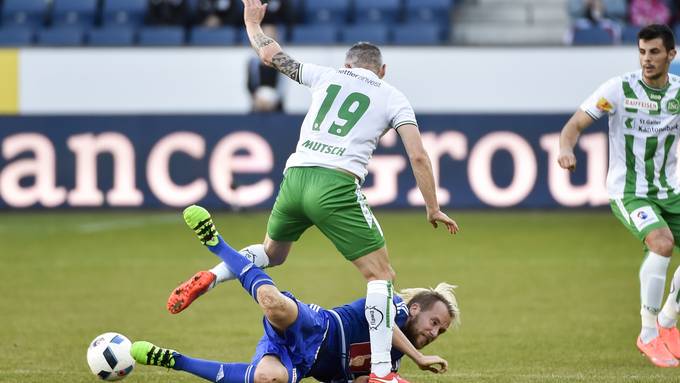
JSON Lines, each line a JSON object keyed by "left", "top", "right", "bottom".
{"left": 86, "top": 332, "right": 135, "bottom": 381}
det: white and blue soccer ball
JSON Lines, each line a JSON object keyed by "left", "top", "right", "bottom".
{"left": 87, "top": 332, "right": 135, "bottom": 381}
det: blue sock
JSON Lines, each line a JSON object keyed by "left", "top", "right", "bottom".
{"left": 173, "top": 354, "right": 256, "bottom": 383}
{"left": 238, "top": 264, "right": 276, "bottom": 303}
{"left": 206, "top": 235, "right": 251, "bottom": 275}
{"left": 207, "top": 235, "right": 275, "bottom": 303}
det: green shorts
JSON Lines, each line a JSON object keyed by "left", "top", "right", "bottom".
{"left": 610, "top": 194, "right": 680, "bottom": 247}
{"left": 267, "top": 166, "right": 385, "bottom": 261}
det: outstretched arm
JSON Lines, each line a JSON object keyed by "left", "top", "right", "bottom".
{"left": 242, "top": 0, "right": 300, "bottom": 82}
{"left": 397, "top": 124, "right": 459, "bottom": 234}
{"left": 393, "top": 326, "right": 448, "bottom": 373}
{"left": 558, "top": 109, "right": 595, "bottom": 171}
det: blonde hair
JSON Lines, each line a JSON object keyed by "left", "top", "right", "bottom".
{"left": 397, "top": 283, "right": 461, "bottom": 329}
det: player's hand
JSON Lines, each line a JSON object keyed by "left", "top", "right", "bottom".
{"left": 414, "top": 354, "right": 448, "bottom": 373}
{"left": 353, "top": 376, "right": 369, "bottom": 383}
{"left": 558, "top": 149, "right": 576, "bottom": 172}
{"left": 242, "top": 0, "right": 267, "bottom": 25}
{"left": 427, "top": 209, "right": 459, "bottom": 234}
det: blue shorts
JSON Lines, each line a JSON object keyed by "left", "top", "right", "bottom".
{"left": 251, "top": 291, "right": 329, "bottom": 383}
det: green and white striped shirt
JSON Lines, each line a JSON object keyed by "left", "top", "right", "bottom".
{"left": 581, "top": 70, "right": 680, "bottom": 199}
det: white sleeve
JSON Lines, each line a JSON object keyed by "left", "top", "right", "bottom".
{"left": 298, "top": 63, "right": 335, "bottom": 89}
{"left": 579, "top": 76, "right": 620, "bottom": 120}
{"left": 388, "top": 89, "right": 418, "bottom": 130}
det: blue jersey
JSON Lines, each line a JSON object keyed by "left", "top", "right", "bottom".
{"left": 306, "top": 296, "right": 409, "bottom": 382}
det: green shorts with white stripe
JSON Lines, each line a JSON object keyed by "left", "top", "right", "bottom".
{"left": 267, "top": 166, "right": 385, "bottom": 261}
{"left": 610, "top": 194, "right": 680, "bottom": 247}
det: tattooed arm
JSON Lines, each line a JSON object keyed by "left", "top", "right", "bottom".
{"left": 242, "top": 0, "right": 300, "bottom": 82}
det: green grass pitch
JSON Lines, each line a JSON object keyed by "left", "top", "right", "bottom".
{"left": 1, "top": 210, "right": 679, "bottom": 382}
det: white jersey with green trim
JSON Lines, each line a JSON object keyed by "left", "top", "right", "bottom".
{"left": 284, "top": 63, "right": 418, "bottom": 182}
{"left": 580, "top": 70, "right": 680, "bottom": 200}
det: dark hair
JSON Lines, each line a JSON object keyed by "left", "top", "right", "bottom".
{"left": 638, "top": 24, "right": 676, "bottom": 52}
{"left": 345, "top": 42, "right": 383, "bottom": 72}
{"left": 407, "top": 291, "right": 455, "bottom": 318}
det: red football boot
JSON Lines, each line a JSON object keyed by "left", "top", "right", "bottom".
{"left": 167, "top": 271, "right": 216, "bottom": 314}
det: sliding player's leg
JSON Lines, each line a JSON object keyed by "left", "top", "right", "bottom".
{"left": 182, "top": 205, "right": 279, "bottom": 304}
{"left": 129, "top": 342, "right": 258, "bottom": 382}
{"left": 167, "top": 242, "right": 273, "bottom": 314}
{"left": 168, "top": 183, "right": 306, "bottom": 315}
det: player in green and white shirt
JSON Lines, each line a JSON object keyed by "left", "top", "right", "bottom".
{"left": 579, "top": 70, "right": 679, "bottom": 200}
{"left": 559, "top": 24, "right": 680, "bottom": 368}
{"left": 284, "top": 62, "right": 418, "bottom": 183}
{"left": 166, "top": 1, "right": 459, "bottom": 382}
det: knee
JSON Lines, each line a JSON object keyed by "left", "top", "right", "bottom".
{"left": 257, "top": 286, "right": 287, "bottom": 316}
{"left": 647, "top": 236, "right": 675, "bottom": 257}
{"left": 253, "top": 364, "right": 288, "bottom": 383}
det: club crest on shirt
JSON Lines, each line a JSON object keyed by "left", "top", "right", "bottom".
{"left": 667, "top": 99, "right": 680, "bottom": 114}
{"left": 624, "top": 98, "right": 658, "bottom": 111}
{"left": 596, "top": 97, "right": 614, "bottom": 112}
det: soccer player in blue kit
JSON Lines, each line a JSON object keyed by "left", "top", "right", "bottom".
{"left": 131, "top": 206, "right": 459, "bottom": 383}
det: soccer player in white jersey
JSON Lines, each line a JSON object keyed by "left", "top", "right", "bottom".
{"left": 167, "top": 1, "right": 459, "bottom": 382}
{"left": 558, "top": 24, "right": 680, "bottom": 367}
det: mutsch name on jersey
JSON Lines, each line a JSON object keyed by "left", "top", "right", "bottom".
{"left": 301, "top": 139, "right": 347, "bottom": 156}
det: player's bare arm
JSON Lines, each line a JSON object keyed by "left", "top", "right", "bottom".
{"left": 398, "top": 123, "right": 459, "bottom": 234}
{"left": 242, "top": 0, "right": 300, "bottom": 82}
{"left": 392, "top": 326, "right": 448, "bottom": 373}
{"left": 270, "top": 52, "right": 301, "bottom": 82}
{"left": 558, "top": 109, "right": 595, "bottom": 171}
